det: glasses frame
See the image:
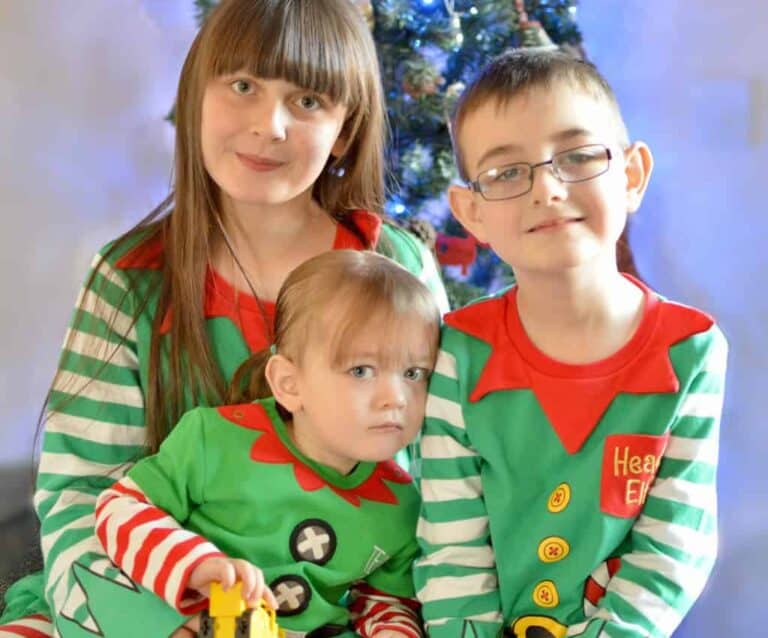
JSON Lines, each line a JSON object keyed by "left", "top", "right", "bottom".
{"left": 466, "top": 144, "right": 614, "bottom": 202}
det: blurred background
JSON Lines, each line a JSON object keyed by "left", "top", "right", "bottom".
{"left": 0, "top": 1, "right": 764, "bottom": 635}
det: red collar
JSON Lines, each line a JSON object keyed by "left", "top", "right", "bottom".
{"left": 114, "top": 211, "right": 382, "bottom": 352}
{"left": 218, "top": 403, "right": 411, "bottom": 507}
{"left": 444, "top": 276, "right": 714, "bottom": 454}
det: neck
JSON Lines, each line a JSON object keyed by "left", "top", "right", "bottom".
{"left": 287, "top": 417, "right": 357, "bottom": 475}
{"left": 221, "top": 191, "right": 331, "bottom": 257}
{"left": 514, "top": 258, "right": 645, "bottom": 364}
{"left": 212, "top": 192, "right": 337, "bottom": 300}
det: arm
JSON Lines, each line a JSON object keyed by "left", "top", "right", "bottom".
{"left": 95, "top": 409, "right": 228, "bottom": 614}
{"left": 413, "top": 347, "right": 503, "bottom": 638}
{"left": 348, "top": 582, "right": 421, "bottom": 638}
{"left": 34, "top": 253, "right": 172, "bottom": 624}
{"left": 573, "top": 327, "right": 728, "bottom": 638}
{"left": 349, "top": 538, "right": 422, "bottom": 638}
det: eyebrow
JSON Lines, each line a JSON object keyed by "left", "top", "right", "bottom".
{"left": 341, "top": 350, "right": 433, "bottom": 365}
{"left": 474, "top": 127, "right": 596, "bottom": 172}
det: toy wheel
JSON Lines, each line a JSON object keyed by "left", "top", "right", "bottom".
{"left": 235, "top": 610, "right": 251, "bottom": 638}
{"left": 197, "top": 611, "right": 213, "bottom": 638}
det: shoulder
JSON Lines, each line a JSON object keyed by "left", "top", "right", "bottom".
{"left": 654, "top": 295, "right": 728, "bottom": 369}
{"left": 104, "top": 225, "right": 164, "bottom": 272}
{"left": 378, "top": 221, "right": 430, "bottom": 272}
{"left": 83, "top": 226, "right": 164, "bottom": 294}
{"left": 376, "top": 460, "right": 420, "bottom": 515}
{"left": 442, "top": 287, "right": 513, "bottom": 346}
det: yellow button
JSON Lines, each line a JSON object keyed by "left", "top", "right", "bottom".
{"left": 547, "top": 483, "right": 571, "bottom": 513}
{"left": 532, "top": 581, "right": 559, "bottom": 608}
{"left": 538, "top": 537, "right": 570, "bottom": 563}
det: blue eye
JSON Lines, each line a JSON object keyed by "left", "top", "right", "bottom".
{"left": 230, "top": 79, "right": 253, "bottom": 95}
{"left": 559, "top": 149, "right": 599, "bottom": 165}
{"left": 296, "top": 94, "right": 321, "bottom": 110}
{"left": 404, "top": 367, "right": 430, "bottom": 382}
{"left": 349, "top": 365, "right": 374, "bottom": 379}
{"left": 494, "top": 165, "right": 527, "bottom": 182}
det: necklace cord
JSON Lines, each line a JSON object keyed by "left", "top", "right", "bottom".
{"left": 213, "top": 213, "right": 275, "bottom": 344}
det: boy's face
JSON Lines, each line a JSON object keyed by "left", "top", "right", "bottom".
{"left": 449, "top": 82, "right": 652, "bottom": 277}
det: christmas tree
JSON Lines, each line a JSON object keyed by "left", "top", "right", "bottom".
{"left": 192, "top": 0, "right": 603, "bottom": 307}
{"left": 369, "top": 0, "right": 584, "bottom": 307}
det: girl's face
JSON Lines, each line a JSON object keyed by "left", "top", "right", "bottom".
{"left": 200, "top": 73, "right": 348, "bottom": 214}
{"left": 283, "top": 315, "right": 436, "bottom": 475}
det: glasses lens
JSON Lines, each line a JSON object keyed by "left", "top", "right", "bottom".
{"left": 553, "top": 145, "right": 609, "bottom": 182}
{"left": 478, "top": 163, "right": 531, "bottom": 200}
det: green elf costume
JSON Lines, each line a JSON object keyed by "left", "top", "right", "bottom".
{"left": 95, "top": 398, "right": 422, "bottom": 638}
{"left": 0, "top": 211, "right": 446, "bottom": 638}
{"left": 414, "top": 276, "right": 726, "bottom": 638}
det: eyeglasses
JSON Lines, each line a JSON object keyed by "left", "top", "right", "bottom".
{"left": 467, "top": 144, "right": 613, "bottom": 201}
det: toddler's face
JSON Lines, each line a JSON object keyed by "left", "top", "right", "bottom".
{"left": 288, "top": 315, "right": 437, "bottom": 475}
{"left": 450, "top": 82, "right": 639, "bottom": 278}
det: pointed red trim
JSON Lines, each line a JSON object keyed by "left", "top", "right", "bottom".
{"left": 115, "top": 211, "right": 380, "bottom": 352}
{"left": 217, "top": 403, "right": 411, "bottom": 507}
{"left": 115, "top": 234, "right": 164, "bottom": 270}
{"left": 444, "top": 277, "right": 714, "bottom": 454}
{"left": 334, "top": 210, "right": 382, "bottom": 249}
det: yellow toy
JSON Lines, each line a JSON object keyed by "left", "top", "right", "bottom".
{"left": 198, "top": 582, "right": 284, "bottom": 638}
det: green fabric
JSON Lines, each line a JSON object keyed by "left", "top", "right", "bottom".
{"left": 123, "top": 398, "right": 419, "bottom": 633}
{"left": 2, "top": 219, "right": 446, "bottom": 636}
{"left": 415, "top": 289, "right": 727, "bottom": 638}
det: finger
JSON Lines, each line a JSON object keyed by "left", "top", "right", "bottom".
{"left": 262, "top": 583, "right": 278, "bottom": 610}
{"left": 232, "top": 560, "right": 257, "bottom": 602}
{"left": 219, "top": 560, "right": 237, "bottom": 591}
{"left": 246, "top": 566, "right": 266, "bottom": 606}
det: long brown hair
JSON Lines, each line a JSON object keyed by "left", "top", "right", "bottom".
{"left": 229, "top": 250, "right": 441, "bottom": 406}
{"left": 48, "top": 0, "right": 388, "bottom": 454}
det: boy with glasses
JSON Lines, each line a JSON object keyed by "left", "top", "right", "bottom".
{"left": 414, "top": 49, "right": 727, "bottom": 638}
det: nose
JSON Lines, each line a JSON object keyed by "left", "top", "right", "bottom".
{"left": 530, "top": 162, "right": 568, "bottom": 206}
{"left": 249, "top": 97, "right": 287, "bottom": 142}
{"left": 377, "top": 374, "right": 407, "bottom": 410}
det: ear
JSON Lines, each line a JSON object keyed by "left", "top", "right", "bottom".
{"left": 448, "top": 184, "right": 489, "bottom": 243}
{"left": 265, "top": 354, "right": 302, "bottom": 413}
{"left": 623, "top": 141, "right": 653, "bottom": 213}
{"left": 330, "top": 129, "right": 349, "bottom": 160}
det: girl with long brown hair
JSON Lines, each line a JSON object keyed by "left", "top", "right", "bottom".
{"left": 0, "top": 1, "right": 447, "bottom": 636}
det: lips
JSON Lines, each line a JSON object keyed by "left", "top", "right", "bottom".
{"left": 236, "top": 152, "right": 285, "bottom": 171}
{"left": 527, "top": 217, "right": 584, "bottom": 233}
{"left": 369, "top": 423, "right": 403, "bottom": 432}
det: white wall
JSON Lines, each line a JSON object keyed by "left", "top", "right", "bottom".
{"left": 580, "top": 1, "right": 767, "bottom": 635}
{"left": 0, "top": 1, "right": 196, "bottom": 464}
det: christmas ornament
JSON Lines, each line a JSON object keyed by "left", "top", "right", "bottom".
{"left": 515, "top": 0, "right": 557, "bottom": 51}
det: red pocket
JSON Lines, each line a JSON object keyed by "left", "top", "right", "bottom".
{"left": 600, "top": 433, "right": 670, "bottom": 518}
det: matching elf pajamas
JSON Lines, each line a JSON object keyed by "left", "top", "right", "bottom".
{"left": 95, "top": 397, "right": 422, "bottom": 638}
{"left": 414, "top": 276, "right": 727, "bottom": 638}
{"left": 0, "top": 211, "right": 447, "bottom": 638}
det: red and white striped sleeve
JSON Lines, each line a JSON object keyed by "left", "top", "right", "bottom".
{"left": 95, "top": 476, "right": 224, "bottom": 614}
{"left": 348, "top": 582, "right": 423, "bottom": 638}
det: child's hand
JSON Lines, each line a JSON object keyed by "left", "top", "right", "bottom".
{"left": 169, "top": 614, "right": 200, "bottom": 638}
{"left": 187, "top": 556, "right": 278, "bottom": 609}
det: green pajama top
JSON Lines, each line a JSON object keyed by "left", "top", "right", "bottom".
{"left": 95, "top": 398, "right": 422, "bottom": 637}
{"left": 414, "top": 276, "right": 727, "bottom": 638}
{"left": 1, "top": 210, "right": 447, "bottom": 638}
